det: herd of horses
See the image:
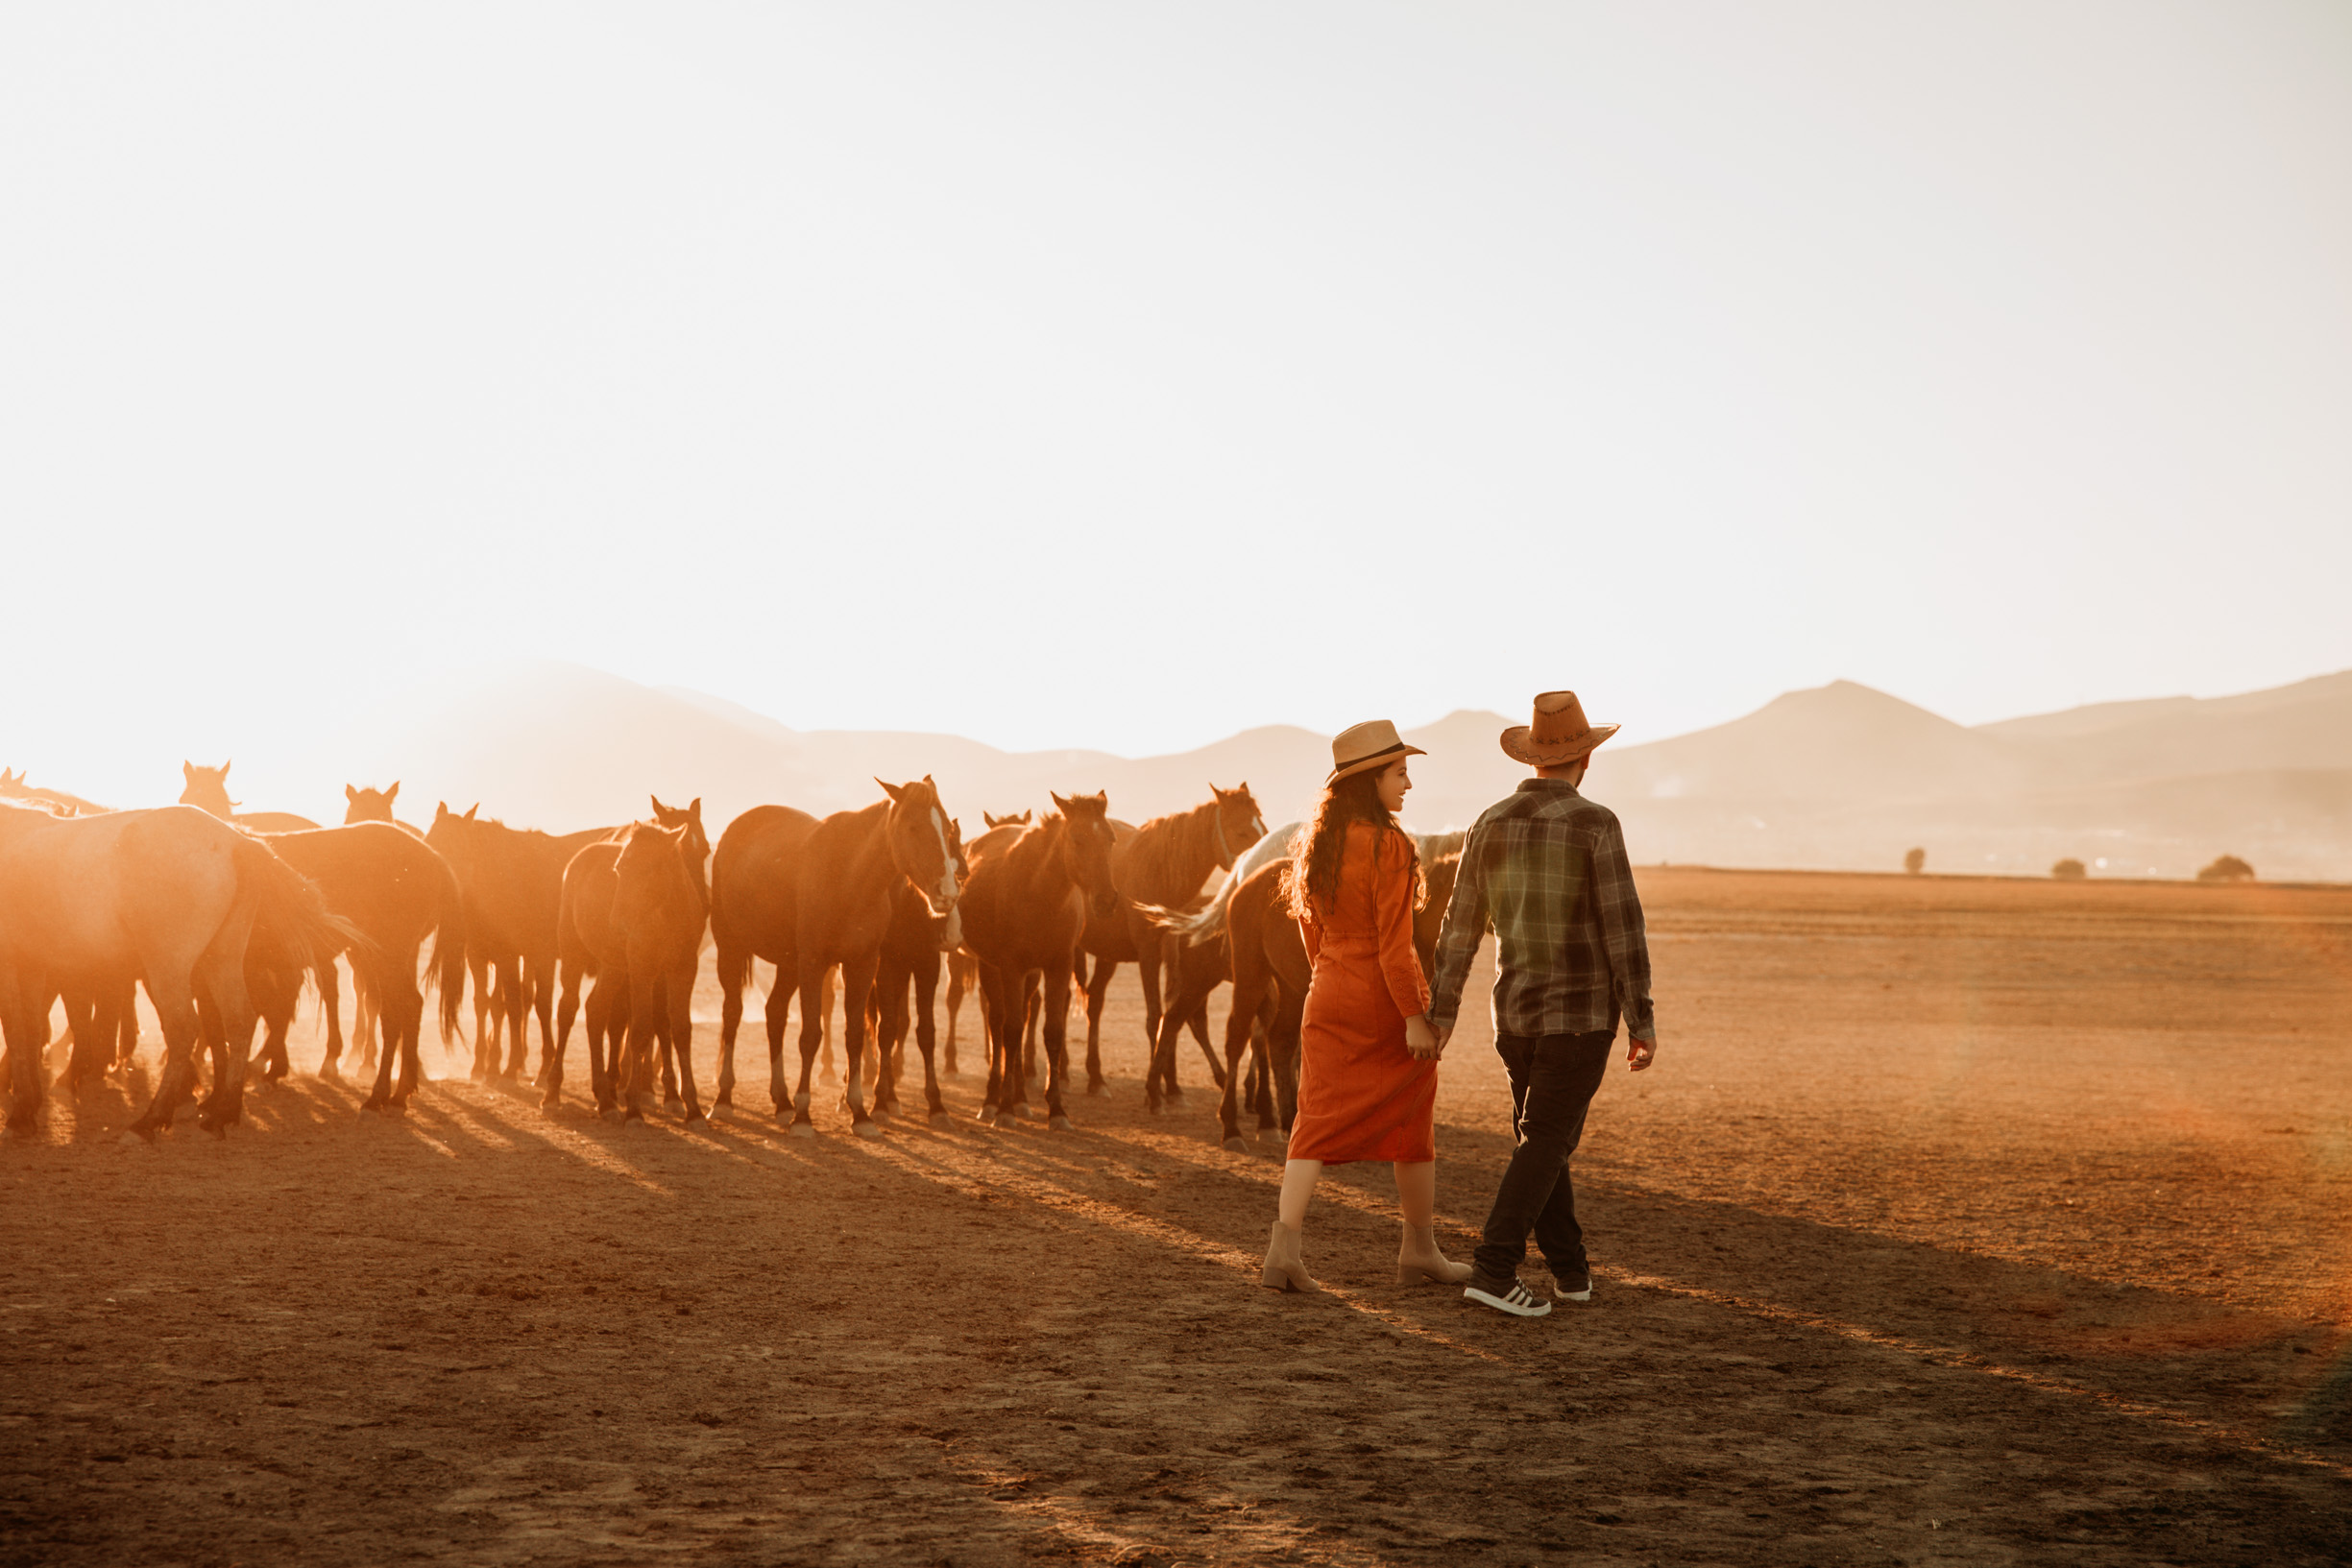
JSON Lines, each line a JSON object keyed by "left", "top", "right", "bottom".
{"left": 0, "top": 761, "right": 1463, "bottom": 1151}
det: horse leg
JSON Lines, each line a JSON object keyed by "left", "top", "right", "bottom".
{"left": 975, "top": 962, "right": 1011, "bottom": 1125}
{"left": 1, "top": 986, "right": 48, "bottom": 1133}
{"left": 837, "top": 953, "right": 881, "bottom": 1139}
{"left": 191, "top": 952, "right": 257, "bottom": 1136}
{"left": 1082, "top": 958, "right": 1115, "bottom": 1095}
{"left": 788, "top": 956, "right": 828, "bottom": 1135}
{"left": 764, "top": 962, "right": 795, "bottom": 1118}
{"left": 58, "top": 989, "right": 107, "bottom": 1095}
{"left": 352, "top": 957, "right": 378, "bottom": 1072}
{"left": 468, "top": 953, "right": 494, "bottom": 1079}
{"left": 942, "top": 953, "right": 964, "bottom": 1078}
{"left": 527, "top": 955, "right": 559, "bottom": 1087}
{"left": 390, "top": 978, "right": 426, "bottom": 1108}
{"left": 315, "top": 957, "right": 346, "bottom": 1082}
{"left": 1273, "top": 985, "right": 1304, "bottom": 1134}
{"left": 550, "top": 959, "right": 585, "bottom": 1110}
{"left": 1040, "top": 959, "right": 1076, "bottom": 1132}
{"left": 1006, "top": 973, "right": 1039, "bottom": 1118}
{"left": 659, "top": 998, "right": 683, "bottom": 1109}
{"left": 502, "top": 959, "right": 532, "bottom": 1081}
{"left": 909, "top": 953, "right": 947, "bottom": 1125}
{"left": 715, "top": 947, "right": 745, "bottom": 1110}
{"left": 868, "top": 971, "right": 903, "bottom": 1121}
{"left": 1216, "top": 971, "right": 1267, "bottom": 1151}
{"left": 815, "top": 964, "right": 840, "bottom": 1084}
{"left": 667, "top": 961, "right": 705, "bottom": 1127}
{"left": 361, "top": 961, "right": 402, "bottom": 1113}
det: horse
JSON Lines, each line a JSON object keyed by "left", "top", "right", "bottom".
{"left": 1184, "top": 831, "right": 1465, "bottom": 1151}
{"left": 606, "top": 816, "right": 713, "bottom": 1123}
{"left": 710, "top": 806, "right": 820, "bottom": 1112}
{"left": 956, "top": 792, "right": 1118, "bottom": 1130}
{"left": 179, "top": 761, "right": 322, "bottom": 833}
{"left": 0, "top": 802, "right": 357, "bottom": 1137}
{"left": 551, "top": 800, "right": 710, "bottom": 1117}
{"left": 425, "top": 803, "right": 619, "bottom": 1083}
{"left": 245, "top": 823, "right": 467, "bottom": 1111}
{"left": 782, "top": 780, "right": 960, "bottom": 1137}
{"left": 863, "top": 817, "right": 966, "bottom": 1123}
{"left": 0, "top": 768, "right": 107, "bottom": 816}
{"left": 334, "top": 782, "right": 429, "bottom": 1069}
{"left": 1134, "top": 821, "right": 1300, "bottom": 1111}
{"left": 0, "top": 780, "right": 142, "bottom": 1077}
{"left": 1099, "top": 785, "right": 1264, "bottom": 1097}
{"left": 945, "top": 810, "right": 1031, "bottom": 1073}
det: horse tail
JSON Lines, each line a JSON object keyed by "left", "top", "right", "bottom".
{"left": 1135, "top": 862, "right": 1239, "bottom": 948}
{"left": 425, "top": 851, "right": 469, "bottom": 1048}
{"left": 232, "top": 836, "right": 371, "bottom": 985}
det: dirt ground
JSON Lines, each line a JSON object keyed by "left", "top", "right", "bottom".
{"left": 6, "top": 865, "right": 2352, "bottom": 1566}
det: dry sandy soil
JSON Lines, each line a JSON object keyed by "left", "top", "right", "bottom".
{"left": 6, "top": 866, "right": 2352, "bottom": 1566}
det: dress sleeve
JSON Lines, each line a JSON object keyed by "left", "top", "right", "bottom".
{"left": 1374, "top": 830, "right": 1432, "bottom": 1020}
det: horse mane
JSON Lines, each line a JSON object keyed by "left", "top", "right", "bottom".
{"left": 1143, "top": 820, "right": 1299, "bottom": 946}
{"left": 1413, "top": 829, "right": 1467, "bottom": 867}
{"left": 1116, "top": 798, "right": 1222, "bottom": 902}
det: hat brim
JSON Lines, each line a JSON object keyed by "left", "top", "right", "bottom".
{"left": 1499, "top": 723, "right": 1618, "bottom": 767}
{"left": 1325, "top": 741, "right": 1426, "bottom": 787}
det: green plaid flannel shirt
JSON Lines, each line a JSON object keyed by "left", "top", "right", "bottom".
{"left": 1426, "top": 779, "right": 1656, "bottom": 1041}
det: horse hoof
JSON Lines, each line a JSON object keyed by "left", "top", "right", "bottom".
{"left": 853, "top": 1121, "right": 884, "bottom": 1141}
{"left": 1050, "top": 1114, "right": 1074, "bottom": 1132}
{"left": 318, "top": 1064, "right": 341, "bottom": 1084}
{"left": 118, "top": 1129, "right": 153, "bottom": 1147}
{"left": 686, "top": 1113, "right": 710, "bottom": 1130}
{"left": 1085, "top": 1081, "right": 1107, "bottom": 1098}
{"left": 976, "top": 1106, "right": 998, "bottom": 1127}
{"left": 1223, "top": 1136, "right": 1249, "bottom": 1153}
{"left": 928, "top": 1110, "right": 953, "bottom": 1128}
{"left": 788, "top": 1122, "right": 815, "bottom": 1140}
{"left": 598, "top": 1107, "right": 625, "bottom": 1124}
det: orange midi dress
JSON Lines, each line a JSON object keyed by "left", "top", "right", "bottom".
{"left": 1287, "top": 820, "right": 1437, "bottom": 1165}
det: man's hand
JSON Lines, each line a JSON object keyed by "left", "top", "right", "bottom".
{"left": 1404, "top": 1015, "right": 1440, "bottom": 1060}
{"left": 1433, "top": 1023, "right": 1453, "bottom": 1059}
{"left": 1628, "top": 1032, "right": 1657, "bottom": 1072}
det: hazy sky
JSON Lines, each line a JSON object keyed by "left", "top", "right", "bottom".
{"left": 5, "top": 2, "right": 2349, "bottom": 804}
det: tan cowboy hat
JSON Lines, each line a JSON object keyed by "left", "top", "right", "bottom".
{"left": 1500, "top": 690, "right": 1620, "bottom": 767}
{"left": 1326, "top": 719, "right": 1425, "bottom": 786}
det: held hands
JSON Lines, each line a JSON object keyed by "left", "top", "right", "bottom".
{"left": 1628, "top": 1032, "right": 1658, "bottom": 1073}
{"left": 1404, "top": 1015, "right": 1443, "bottom": 1061}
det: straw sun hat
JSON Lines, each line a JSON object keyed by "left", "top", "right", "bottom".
{"left": 1325, "top": 719, "right": 1425, "bottom": 786}
{"left": 1498, "top": 690, "right": 1619, "bottom": 767}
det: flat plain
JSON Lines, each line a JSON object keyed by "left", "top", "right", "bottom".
{"left": 4, "top": 866, "right": 2350, "bottom": 1566}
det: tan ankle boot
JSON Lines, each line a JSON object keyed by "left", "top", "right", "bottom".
{"left": 1259, "top": 1220, "right": 1321, "bottom": 1293}
{"left": 1396, "top": 1222, "right": 1473, "bottom": 1285}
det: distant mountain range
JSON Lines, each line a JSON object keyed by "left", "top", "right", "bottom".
{"left": 88, "top": 660, "right": 2352, "bottom": 882}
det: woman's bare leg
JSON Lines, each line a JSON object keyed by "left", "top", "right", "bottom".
{"left": 1277, "top": 1158, "right": 1323, "bottom": 1228}
{"left": 1394, "top": 1159, "right": 1437, "bottom": 1225}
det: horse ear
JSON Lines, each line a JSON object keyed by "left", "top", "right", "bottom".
{"left": 465, "top": 803, "right": 478, "bottom": 820}
{"left": 649, "top": 794, "right": 665, "bottom": 815}
{"left": 183, "top": 761, "right": 196, "bottom": 780}
{"left": 1050, "top": 791, "right": 1072, "bottom": 813}
{"left": 435, "top": 802, "right": 449, "bottom": 821}
{"left": 387, "top": 782, "right": 400, "bottom": 802}
{"left": 346, "top": 784, "right": 358, "bottom": 802}
{"left": 689, "top": 797, "right": 702, "bottom": 821}
{"left": 877, "top": 778, "right": 906, "bottom": 804}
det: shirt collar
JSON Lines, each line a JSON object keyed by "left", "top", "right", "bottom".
{"left": 1515, "top": 778, "right": 1583, "bottom": 800}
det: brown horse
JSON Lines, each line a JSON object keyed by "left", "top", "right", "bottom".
{"left": 246, "top": 824, "right": 467, "bottom": 1110}
{"left": 784, "top": 780, "right": 961, "bottom": 1137}
{"left": 710, "top": 806, "right": 820, "bottom": 1112}
{"left": 425, "top": 803, "right": 618, "bottom": 1082}
{"left": 551, "top": 800, "right": 710, "bottom": 1117}
{"left": 957, "top": 792, "right": 1118, "bottom": 1129}
{"left": 863, "top": 817, "right": 966, "bottom": 1122}
{"left": 0, "top": 779, "right": 143, "bottom": 1078}
{"left": 1191, "top": 832, "right": 1465, "bottom": 1151}
{"left": 0, "top": 768, "right": 106, "bottom": 816}
{"left": 1100, "top": 785, "right": 1263, "bottom": 1096}
{"left": 1134, "top": 821, "right": 1297, "bottom": 1112}
{"left": 180, "top": 761, "right": 322, "bottom": 833}
{"left": 607, "top": 816, "right": 713, "bottom": 1123}
{"left": 0, "top": 803, "right": 355, "bottom": 1137}
{"left": 945, "top": 810, "right": 1031, "bottom": 1073}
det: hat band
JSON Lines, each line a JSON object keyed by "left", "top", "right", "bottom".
{"left": 1331, "top": 740, "right": 1410, "bottom": 774}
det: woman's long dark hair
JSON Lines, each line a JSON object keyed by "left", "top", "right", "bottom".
{"left": 1288, "top": 765, "right": 1425, "bottom": 920}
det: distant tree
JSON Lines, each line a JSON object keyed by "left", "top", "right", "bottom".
{"left": 2050, "top": 858, "right": 2087, "bottom": 880}
{"left": 1903, "top": 847, "right": 1926, "bottom": 876}
{"left": 2196, "top": 855, "right": 2255, "bottom": 884}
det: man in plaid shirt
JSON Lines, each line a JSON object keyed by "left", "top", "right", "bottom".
{"left": 1426, "top": 691, "right": 1657, "bottom": 1318}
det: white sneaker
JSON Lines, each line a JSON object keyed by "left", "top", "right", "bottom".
{"left": 1464, "top": 1277, "right": 1553, "bottom": 1317}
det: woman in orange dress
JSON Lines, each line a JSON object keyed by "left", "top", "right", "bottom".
{"left": 1258, "top": 720, "right": 1472, "bottom": 1293}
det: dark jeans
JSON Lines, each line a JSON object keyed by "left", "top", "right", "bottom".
{"left": 1472, "top": 1029, "right": 1614, "bottom": 1284}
